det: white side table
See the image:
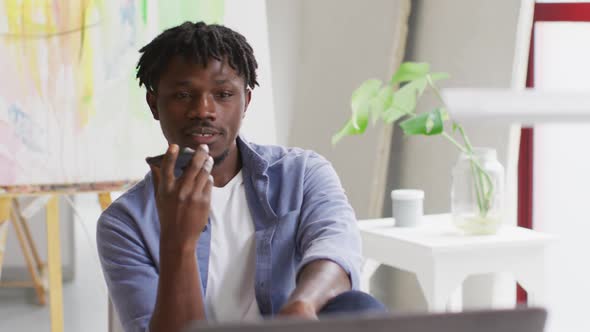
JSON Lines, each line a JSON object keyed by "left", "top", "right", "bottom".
{"left": 359, "top": 214, "right": 554, "bottom": 312}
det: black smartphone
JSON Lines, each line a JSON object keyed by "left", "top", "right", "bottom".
{"left": 146, "top": 147, "right": 195, "bottom": 171}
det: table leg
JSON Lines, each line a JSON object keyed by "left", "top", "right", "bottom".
{"left": 416, "top": 268, "right": 465, "bottom": 312}
{"left": 514, "top": 253, "right": 546, "bottom": 307}
{"left": 462, "top": 273, "right": 496, "bottom": 309}
{"left": 46, "top": 195, "right": 64, "bottom": 332}
{"left": 360, "top": 258, "right": 381, "bottom": 293}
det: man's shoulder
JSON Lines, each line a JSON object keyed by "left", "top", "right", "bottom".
{"left": 98, "top": 172, "right": 155, "bottom": 229}
{"left": 247, "top": 141, "right": 328, "bottom": 170}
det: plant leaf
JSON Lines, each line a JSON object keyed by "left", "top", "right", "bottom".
{"left": 369, "top": 85, "right": 394, "bottom": 125}
{"left": 383, "top": 108, "right": 407, "bottom": 124}
{"left": 390, "top": 62, "right": 430, "bottom": 85}
{"left": 332, "top": 117, "right": 369, "bottom": 144}
{"left": 391, "top": 78, "right": 428, "bottom": 114}
{"left": 351, "top": 79, "right": 382, "bottom": 129}
{"left": 429, "top": 72, "right": 450, "bottom": 82}
{"left": 440, "top": 107, "right": 449, "bottom": 121}
{"left": 399, "top": 108, "right": 444, "bottom": 136}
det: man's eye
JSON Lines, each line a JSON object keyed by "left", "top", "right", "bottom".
{"left": 216, "top": 91, "right": 233, "bottom": 99}
{"left": 175, "top": 92, "right": 191, "bottom": 99}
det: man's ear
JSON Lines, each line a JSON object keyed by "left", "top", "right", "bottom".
{"left": 146, "top": 91, "right": 159, "bottom": 120}
{"left": 243, "top": 89, "right": 252, "bottom": 118}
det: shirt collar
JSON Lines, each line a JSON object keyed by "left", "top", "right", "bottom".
{"left": 237, "top": 135, "right": 269, "bottom": 177}
{"left": 236, "top": 135, "right": 277, "bottom": 221}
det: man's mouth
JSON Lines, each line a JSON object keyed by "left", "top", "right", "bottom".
{"left": 184, "top": 127, "right": 222, "bottom": 145}
{"left": 190, "top": 132, "right": 215, "bottom": 138}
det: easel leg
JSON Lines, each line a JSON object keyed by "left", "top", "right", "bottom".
{"left": 10, "top": 199, "right": 46, "bottom": 305}
{"left": 46, "top": 195, "right": 64, "bottom": 332}
{"left": 98, "top": 192, "right": 112, "bottom": 211}
{"left": 98, "top": 192, "right": 118, "bottom": 332}
{"left": 0, "top": 197, "right": 12, "bottom": 280}
{"left": 13, "top": 199, "right": 45, "bottom": 273}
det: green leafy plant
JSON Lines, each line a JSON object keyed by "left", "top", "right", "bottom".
{"left": 332, "top": 62, "right": 494, "bottom": 218}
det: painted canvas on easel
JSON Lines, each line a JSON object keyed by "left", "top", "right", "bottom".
{"left": 0, "top": 0, "right": 159, "bottom": 185}
{"left": 0, "top": 0, "right": 278, "bottom": 187}
{"left": 0, "top": 0, "right": 228, "bottom": 186}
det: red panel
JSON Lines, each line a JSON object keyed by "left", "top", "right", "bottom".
{"left": 518, "top": 12, "right": 536, "bottom": 231}
{"left": 517, "top": 21, "right": 536, "bottom": 303}
{"left": 518, "top": 128, "right": 534, "bottom": 230}
{"left": 535, "top": 3, "right": 590, "bottom": 22}
{"left": 517, "top": 127, "right": 533, "bottom": 304}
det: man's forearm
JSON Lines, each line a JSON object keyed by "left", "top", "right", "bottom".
{"left": 283, "top": 260, "right": 351, "bottom": 315}
{"left": 149, "top": 246, "right": 206, "bottom": 332}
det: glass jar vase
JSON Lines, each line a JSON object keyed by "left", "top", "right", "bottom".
{"left": 451, "top": 148, "right": 505, "bottom": 235}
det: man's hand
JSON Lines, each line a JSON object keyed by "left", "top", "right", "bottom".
{"left": 149, "top": 144, "right": 214, "bottom": 251}
{"left": 278, "top": 300, "right": 318, "bottom": 320}
{"left": 278, "top": 260, "right": 351, "bottom": 320}
{"left": 147, "top": 144, "right": 212, "bottom": 332}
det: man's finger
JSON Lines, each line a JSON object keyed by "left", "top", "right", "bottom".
{"left": 149, "top": 164, "right": 161, "bottom": 194}
{"left": 161, "top": 144, "right": 179, "bottom": 191}
{"left": 195, "top": 174, "right": 213, "bottom": 203}
{"left": 193, "top": 158, "right": 214, "bottom": 194}
{"left": 178, "top": 147, "right": 209, "bottom": 199}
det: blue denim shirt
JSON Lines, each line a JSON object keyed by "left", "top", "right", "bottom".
{"left": 97, "top": 136, "right": 362, "bottom": 332}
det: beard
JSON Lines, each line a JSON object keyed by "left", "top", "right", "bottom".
{"left": 213, "top": 148, "right": 231, "bottom": 166}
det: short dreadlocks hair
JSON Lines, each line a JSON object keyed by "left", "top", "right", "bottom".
{"left": 136, "top": 21, "right": 259, "bottom": 92}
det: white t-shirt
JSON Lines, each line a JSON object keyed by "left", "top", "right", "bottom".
{"left": 204, "top": 171, "right": 261, "bottom": 322}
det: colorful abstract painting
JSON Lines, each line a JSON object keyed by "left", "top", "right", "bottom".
{"left": 0, "top": 0, "right": 224, "bottom": 185}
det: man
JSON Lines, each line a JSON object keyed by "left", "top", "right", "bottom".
{"left": 97, "top": 21, "right": 385, "bottom": 332}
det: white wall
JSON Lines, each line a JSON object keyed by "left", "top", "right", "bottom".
{"left": 382, "top": 0, "right": 523, "bottom": 310}
{"left": 266, "top": 0, "right": 413, "bottom": 309}
{"left": 533, "top": 21, "right": 590, "bottom": 332}
{"left": 266, "top": 0, "right": 302, "bottom": 146}
{"left": 272, "top": 0, "right": 406, "bottom": 219}
{"left": 225, "top": 0, "right": 277, "bottom": 145}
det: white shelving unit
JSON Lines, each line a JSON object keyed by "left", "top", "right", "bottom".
{"left": 442, "top": 88, "right": 590, "bottom": 124}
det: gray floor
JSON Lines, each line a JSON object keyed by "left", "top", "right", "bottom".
{"left": 0, "top": 196, "right": 108, "bottom": 332}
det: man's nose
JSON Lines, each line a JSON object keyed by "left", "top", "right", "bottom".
{"left": 187, "top": 94, "right": 215, "bottom": 119}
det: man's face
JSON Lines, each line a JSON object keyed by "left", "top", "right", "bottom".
{"left": 147, "top": 56, "right": 251, "bottom": 165}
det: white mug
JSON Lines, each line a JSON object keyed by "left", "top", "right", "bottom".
{"left": 391, "top": 189, "right": 424, "bottom": 227}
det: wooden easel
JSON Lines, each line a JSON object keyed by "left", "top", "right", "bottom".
{"left": 0, "top": 180, "right": 137, "bottom": 332}
{"left": 0, "top": 198, "right": 47, "bottom": 304}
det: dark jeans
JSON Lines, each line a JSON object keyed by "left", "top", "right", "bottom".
{"left": 318, "top": 291, "right": 388, "bottom": 316}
